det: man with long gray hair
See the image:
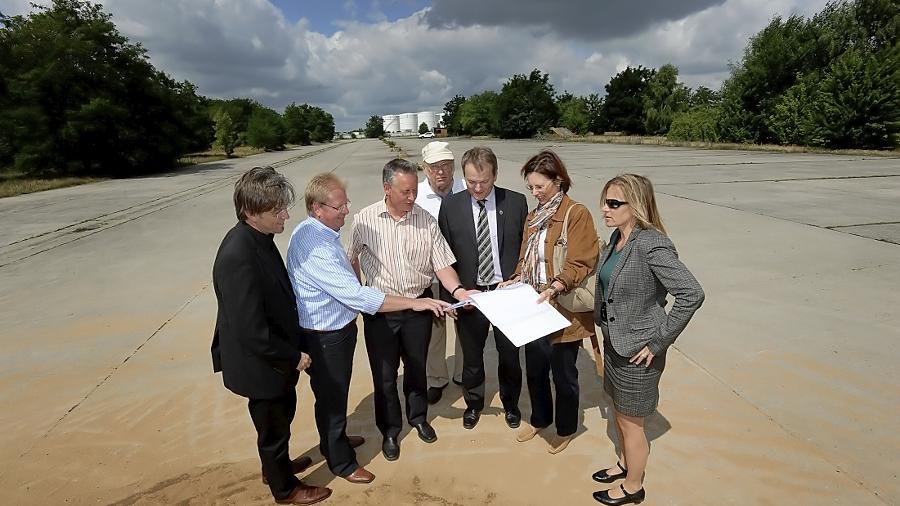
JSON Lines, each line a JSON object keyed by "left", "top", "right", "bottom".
{"left": 212, "top": 166, "right": 330, "bottom": 505}
{"left": 349, "top": 158, "right": 477, "bottom": 461}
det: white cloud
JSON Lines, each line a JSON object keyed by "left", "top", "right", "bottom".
{"left": 0, "top": 0, "right": 832, "bottom": 130}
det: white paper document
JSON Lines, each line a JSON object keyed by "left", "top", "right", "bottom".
{"left": 468, "top": 283, "right": 571, "bottom": 347}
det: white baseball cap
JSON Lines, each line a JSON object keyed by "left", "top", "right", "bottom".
{"left": 421, "top": 141, "right": 454, "bottom": 164}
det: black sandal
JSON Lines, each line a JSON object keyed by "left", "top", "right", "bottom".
{"left": 592, "top": 461, "right": 627, "bottom": 483}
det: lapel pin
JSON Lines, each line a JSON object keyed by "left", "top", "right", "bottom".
{"left": 499, "top": 210, "right": 504, "bottom": 215}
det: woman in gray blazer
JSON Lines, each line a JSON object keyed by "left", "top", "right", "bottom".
{"left": 591, "top": 174, "right": 704, "bottom": 505}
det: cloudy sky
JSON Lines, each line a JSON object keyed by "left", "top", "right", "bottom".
{"left": 1, "top": 0, "right": 830, "bottom": 131}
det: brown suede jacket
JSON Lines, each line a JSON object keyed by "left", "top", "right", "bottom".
{"left": 513, "top": 194, "right": 600, "bottom": 344}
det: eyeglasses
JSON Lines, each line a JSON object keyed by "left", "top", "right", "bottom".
{"left": 319, "top": 200, "right": 352, "bottom": 212}
{"left": 605, "top": 199, "right": 628, "bottom": 209}
{"left": 428, "top": 162, "right": 453, "bottom": 174}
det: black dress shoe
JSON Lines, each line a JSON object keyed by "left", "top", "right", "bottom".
{"left": 592, "top": 461, "right": 627, "bottom": 483}
{"left": 504, "top": 408, "right": 521, "bottom": 429}
{"left": 382, "top": 436, "right": 400, "bottom": 461}
{"left": 462, "top": 408, "right": 481, "bottom": 429}
{"left": 426, "top": 386, "right": 445, "bottom": 404}
{"left": 452, "top": 378, "right": 463, "bottom": 386}
{"left": 413, "top": 422, "right": 438, "bottom": 443}
{"left": 593, "top": 484, "right": 645, "bottom": 505}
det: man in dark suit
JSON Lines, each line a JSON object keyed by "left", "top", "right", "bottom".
{"left": 211, "top": 166, "right": 331, "bottom": 506}
{"left": 437, "top": 147, "right": 528, "bottom": 430}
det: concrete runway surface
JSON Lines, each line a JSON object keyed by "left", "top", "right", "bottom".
{"left": 0, "top": 138, "right": 897, "bottom": 505}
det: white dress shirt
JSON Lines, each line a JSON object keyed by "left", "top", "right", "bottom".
{"left": 415, "top": 177, "right": 466, "bottom": 220}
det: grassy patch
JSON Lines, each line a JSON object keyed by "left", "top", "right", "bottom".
{"left": 176, "top": 145, "right": 267, "bottom": 166}
{"left": 0, "top": 171, "right": 105, "bottom": 198}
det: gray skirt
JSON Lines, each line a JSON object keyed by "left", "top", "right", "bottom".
{"left": 599, "top": 322, "right": 666, "bottom": 417}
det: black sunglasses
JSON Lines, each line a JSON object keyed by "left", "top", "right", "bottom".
{"left": 605, "top": 199, "right": 628, "bottom": 209}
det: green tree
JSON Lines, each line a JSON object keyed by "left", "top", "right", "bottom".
{"left": 364, "top": 115, "right": 384, "bottom": 138}
{"left": 0, "top": 0, "right": 212, "bottom": 175}
{"left": 767, "top": 74, "right": 820, "bottom": 145}
{"left": 419, "top": 122, "right": 430, "bottom": 134}
{"left": 245, "top": 107, "right": 285, "bottom": 150}
{"left": 214, "top": 110, "right": 238, "bottom": 156}
{"left": 442, "top": 94, "right": 466, "bottom": 135}
{"left": 283, "top": 102, "right": 311, "bottom": 145}
{"left": 457, "top": 91, "right": 499, "bottom": 135}
{"left": 810, "top": 46, "right": 900, "bottom": 148}
{"left": 668, "top": 107, "right": 721, "bottom": 142}
{"left": 603, "top": 66, "right": 654, "bottom": 134}
{"left": 717, "top": 14, "right": 819, "bottom": 143}
{"left": 495, "top": 69, "right": 558, "bottom": 138}
{"left": 689, "top": 86, "right": 720, "bottom": 108}
{"left": 556, "top": 93, "right": 590, "bottom": 134}
{"left": 585, "top": 93, "right": 607, "bottom": 134}
{"left": 643, "top": 64, "right": 690, "bottom": 135}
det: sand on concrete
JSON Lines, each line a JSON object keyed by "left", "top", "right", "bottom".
{"left": 0, "top": 139, "right": 897, "bottom": 505}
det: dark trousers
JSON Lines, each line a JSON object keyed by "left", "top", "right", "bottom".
{"left": 456, "top": 308, "right": 522, "bottom": 411}
{"left": 524, "top": 334, "right": 580, "bottom": 437}
{"left": 363, "top": 305, "right": 432, "bottom": 438}
{"left": 248, "top": 389, "right": 299, "bottom": 500}
{"left": 304, "top": 322, "right": 358, "bottom": 477}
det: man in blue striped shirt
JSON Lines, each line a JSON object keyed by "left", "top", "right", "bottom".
{"left": 286, "top": 173, "right": 448, "bottom": 483}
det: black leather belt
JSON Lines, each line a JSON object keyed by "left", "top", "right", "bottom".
{"left": 301, "top": 319, "right": 355, "bottom": 334}
{"left": 475, "top": 283, "right": 500, "bottom": 291}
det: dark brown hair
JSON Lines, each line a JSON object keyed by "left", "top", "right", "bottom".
{"left": 520, "top": 150, "right": 571, "bottom": 193}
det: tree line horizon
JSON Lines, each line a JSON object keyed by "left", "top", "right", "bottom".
{"left": 2, "top": 0, "right": 896, "bottom": 179}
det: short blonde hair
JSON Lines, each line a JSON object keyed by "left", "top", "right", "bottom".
{"left": 601, "top": 174, "right": 667, "bottom": 235}
{"left": 305, "top": 172, "right": 347, "bottom": 213}
{"left": 233, "top": 166, "right": 295, "bottom": 220}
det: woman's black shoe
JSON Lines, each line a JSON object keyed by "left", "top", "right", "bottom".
{"left": 593, "top": 484, "right": 645, "bottom": 505}
{"left": 592, "top": 461, "right": 627, "bottom": 483}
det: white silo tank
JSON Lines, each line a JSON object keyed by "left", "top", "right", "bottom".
{"left": 417, "top": 111, "right": 436, "bottom": 131}
{"left": 399, "top": 113, "right": 417, "bottom": 132}
{"left": 382, "top": 114, "right": 400, "bottom": 133}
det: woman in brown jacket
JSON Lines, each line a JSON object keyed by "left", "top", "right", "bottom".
{"left": 503, "top": 150, "right": 600, "bottom": 453}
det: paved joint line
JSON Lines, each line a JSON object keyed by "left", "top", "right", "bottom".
{"left": 653, "top": 174, "right": 900, "bottom": 186}
{"left": 669, "top": 344, "right": 890, "bottom": 505}
{"left": 16, "top": 284, "right": 211, "bottom": 461}
{"left": 828, "top": 221, "right": 900, "bottom": 228}
{"left": 655, "top": 191, "right": 900, "bottom": 247}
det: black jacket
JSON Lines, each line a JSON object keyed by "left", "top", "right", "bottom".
{"left": 438, "top": 186, "right": 528, "bottom": 292}
{"left": 211, "top": 221, "right": 306, "bottom": 399}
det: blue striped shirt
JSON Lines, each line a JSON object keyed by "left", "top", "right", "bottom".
{"left": 287, "top": 217, "right": 385, "bottom": 331}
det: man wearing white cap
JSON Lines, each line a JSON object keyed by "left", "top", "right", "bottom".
{"left": 417, "top": 141, "right": 467, "bottom": 404}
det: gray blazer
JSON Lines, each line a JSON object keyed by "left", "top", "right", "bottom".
{"left": 594, "top": 225, "right": 704, "bottom": 357}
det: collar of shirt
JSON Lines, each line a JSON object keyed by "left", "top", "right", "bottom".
{"left": 376, "top": 197, "right": 423, "bottom": 223}
{"left": 302, "top": 216, "right": 340, "bottom": 240}
{"left": 470, "top": 187, "right": 497, "bottom": 209}
{"left": 419, "top": 178, "right": 465, "bottom": 200}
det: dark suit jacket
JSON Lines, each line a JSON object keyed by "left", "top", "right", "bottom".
{"left": 211, "top": 221, "right": 306, "bottom": 399}
{"left": 438, "top": 186, "right": 528, "bottom": 292}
